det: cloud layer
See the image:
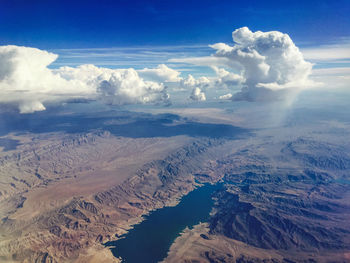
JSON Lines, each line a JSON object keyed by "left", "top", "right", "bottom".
{"left": 0, "top": 46, "right": 170, "bottom": 113}
{"left": 0, "top": 28, "right": 320, "bottom": 112}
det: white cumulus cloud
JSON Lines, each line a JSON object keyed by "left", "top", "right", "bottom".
{"left": 0, "top": 45, "right": 170, "bottom": 113}
{"left": 180, "top": 74, "right": 210, "bottom": 90}
{"left": 0, "top": 27, "right": 321, "bottom": 112}
{"left": 0, "top": 45, "right": 81, "bottom": 113}
{"left": 56, "top": 65, "right": 170, "bottom": 105}
{"left": 179, "top": 74, "right": 210, "bottom": 101}
{"left": 219, "top": 93, "right": 233, "bottom": 100}
{"left": 190, "top": 87, "right": 206, "bottom": 101}
{"left": 97, "top": 69, "right": 170, "bottom": 105}
{"left": 210, "top": 27, "right": 317, "bottom": 101}
{"left": 137, "top": 64, "right": 182, "bottom": 82}
{"left": 178, "top": 67, "right": 243, "bottom": 100}
{"left": 170, "top": 27, "right": 318, "bottom": 102}
{"left": 211, "top": 66, "right": 243, "bottom": 89}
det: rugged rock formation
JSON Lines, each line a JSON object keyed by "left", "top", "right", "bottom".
{"left": 164, "top": 136, "right": 350, "bottom": 263}
{"left": 0, "top": 130, "right": 228, "bottom": 262}
{"left": 2, "top": 110, "right": 350, "bottom": 263}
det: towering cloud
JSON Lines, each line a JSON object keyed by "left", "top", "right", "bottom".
{"left": 0, "top": 45, "right": 74, "bottom": 113}
{"left": 0, "top": 46, "right": 170, "bottom": 113}
{"left": 210, "top": 27, "right": 316, "bottom": 101}
{"left": 171, "top": 27, "right": 317, "bottom": 102}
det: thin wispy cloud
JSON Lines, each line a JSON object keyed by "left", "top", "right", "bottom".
{"left": 311, "top": 67, "right": 350, "bottom": 89}
{"left": 312, "top": 67, "right": 350, "bottom": 76}
{"left": 298, "top": 40, "right": 350, "bottom": 88}
{"left": 49, "top": 45, "right": 213, "bottom": 70}
{"left": 301, "top": 41, "right": 350, "bottom": 62}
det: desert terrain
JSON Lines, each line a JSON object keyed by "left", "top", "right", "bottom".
{"left": 0, "top": 104, "right": 349, "bottom": 263}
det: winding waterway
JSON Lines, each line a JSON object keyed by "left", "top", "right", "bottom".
{"left": 105, "top": 183, "right": 221, "bottom": 263}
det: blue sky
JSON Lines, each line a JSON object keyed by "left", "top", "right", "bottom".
{"left": 1, "top": 0, "right": 349, "bottom": 74}
{"left": 1, "top": 0, "right": 349, "bottom": 49}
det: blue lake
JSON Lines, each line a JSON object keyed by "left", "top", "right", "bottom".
{"left": 105, "top": 183, "right": 221, "bottom": 263}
